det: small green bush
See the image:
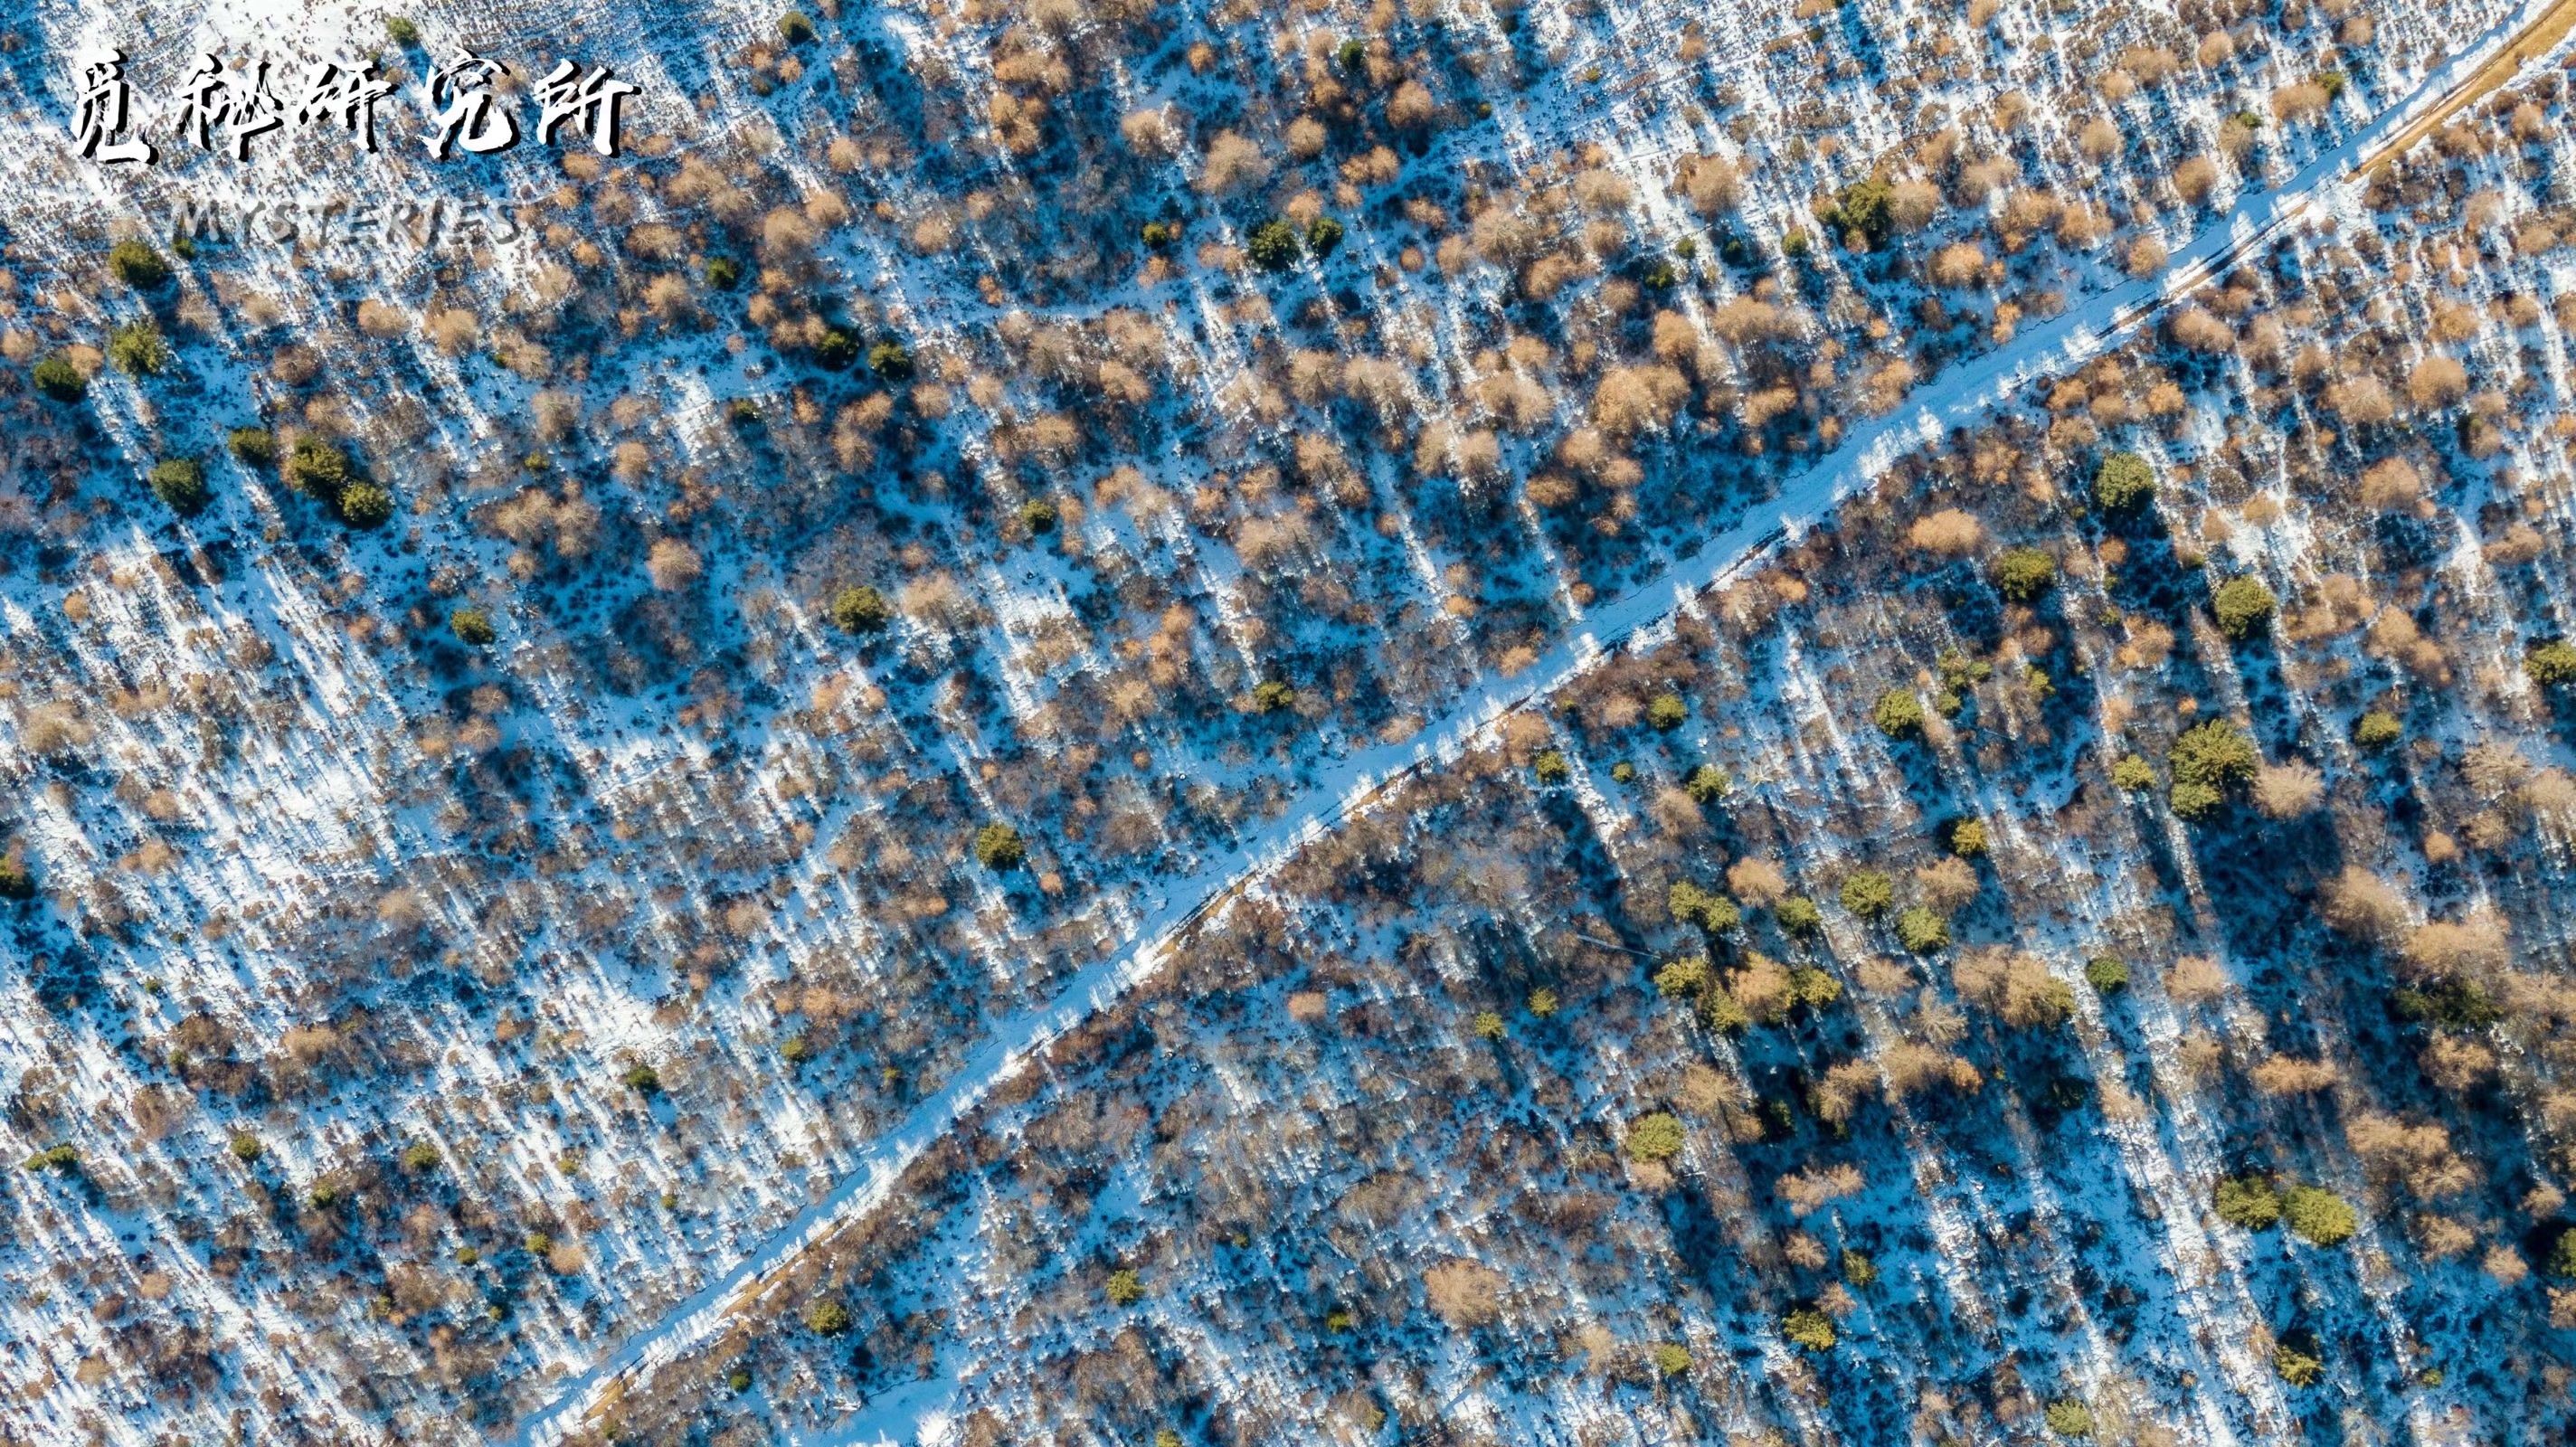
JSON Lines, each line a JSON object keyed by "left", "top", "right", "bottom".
{"left": 109, "top": 319, "right": 171, "bottom": 375}
{"left": 1872, "top": 688, "right": 1925, "bottom": 739}
{"left": 2273, "top": 1336, "right": 2324, "bottom": 1387}
{"left": 803, "top": 1298, "right": 853, "bottom": 1335}
{"left": 1668, "top": 881, "right": 1740, "bottom": 932}
{"left": 1681, "top": 763, "right": 1731, "bottom": 802}
{"left": 1947, "top": 818, "right": 1989, "bottom": 857}
{"left": 622, "top": 1063, "right": 662, "bottom": 1095}
{"left": 2084, "top": 956, "right": 2129, "bottom": 993}
{"left": 1776, "top": 895, "right": 1822, "bottom": 935}
{"left": 1624, "top": 1111, "right": 1686, "bottom": 1161}
{"left": 2527, "top": 640, "right": 2576, "bottom": 687}
{"left": 1104, "top": 1268, "right": 1145, "bottom": 1305}
{"left": 973, "top": 821, "right": 1026, "bottom": 870}
{"left": 1993, "top": 546, "right": 2058, "bottom": 602}
{"left": 829, "top": 583, "right": 893, "bottom": 633}
{"left": 148, "top": 457, "right": 210, "bottom": 515}
{"left": 1653, "top": 954, "right": 1710, "bottom": 998}
{"left": 1788, "top": 965, "right": 1842, "bottom": 1010}
{"left": 2169, "top": 780, "right": 2223, "bottom": 820}
{"left": 109, "top": 238, "right": 171, "bottom": 288}
{"left": 1018, "top": 497, "right": 1059, "bottom": 534}
{"left": 1781, "top": 1305, "right": 1836, "bottom": 1351}
{"left": 1820, "top": 174, "right": 1894, "bottom": 249}
{"left": 1651, "top": 1342, "right": 1692, "bottom": 1376}
{"left": 2353, "top": 710, "right": 2403, "bottom": 749}
{"left": 32, "top": 354, "right": 85, "bottom": 401}
{"left": 1532, "top": 749, "right": 1570, "bottom": 782}
{"left": 1840, "top": 870, "right": 1894, "bottom": 919}
{"left": 1841, "top": 1248, "right": 1878, "bottom": 1287}
{"left": 1699, "top": 989, "right": 1750, "bottom": 1033}
{"left": 2044, "top": 1400, "right": 2094, "bottom": 1438}
{"left": 285, "top": 436, "right": 353, "bottom": 499}
{"left": 401, "top": 1141, "right": 440, "bottom": 1172}
{"left": 1645, "top": 693, "right": 1687, "bottom": 730}
{"left": 1247, "top": 219, "right": 1302, "bottom": 271}
{"left": 336, "top": 481, "right": 395, "bottom": 529}
{"left": 2093, "top": 451, "right": 2155, "bottom": 511}
{"left": 230, "top": 1132, "right": 263, "bottom": 1162}
{"left": 1527, "top": 988, "right": 1558, "bottom": 1017}
{"left": 2170, "top": 718, "right": 2258, "bottom": 799}
{"left": 1895, "top": 906, "right": 1951, "bottom": 954}
{"left": 705, "top": 256, "right": 743, "bottom": 289}
{"left": 227, "top": 426, "right": 277, "bottom": 465}
{"left": 1250, "top": 679, "right": 1297, "bottom": 714}
{"left": 2548, "top": 1228, "right": 2576, "bottom": 1278}
{"left": 867, "top": 340, "right": 914, "bottom": 379}
{"left": 1471, "top": 1010, "right": 1504, "bottom": 1039}
{"left": 1306, "top": 215, "right": 1345, "bottom": 256}
{"left": 23, "top": 1142, "right": 78, "bottom": 1173}
{"left": 450, "top": 607, "right": 497, "bottom": 647}
{"left": 2212, "top": 576, "right": 2278, "bottom": 640}
{"left": 2283, "top": 1185, "right": 2356, "bottom": 1246}
{"left": 384, "top": 14, "right": 421, "bottom": 44}
{"left": 779, "top": 10, "right": 818, "bottom": 43}
{"left": 0, "top": 855, "right": 33, "bottom": 900}
{"left": 2111, "top": 755, "right": 2157, "bottom": 791}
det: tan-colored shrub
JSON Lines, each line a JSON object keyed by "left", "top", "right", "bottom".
{"left": 2357, "top": 456, "right": 2421, "bottom": 511}
{"left": 2401, "top": 912, "right": 2508, "bottom": 980}
{"left": 646, "top": 537, "right": 703, "bottom": 591}
{"left": 1198, "top": 129, "right": 1272, "bottom": 194}
{"left": 2407, "top": 355, "right": 2468, "bottom": 410}
{"left": 2248, "top": 1054, "right": 2337, "bottom": 1094}
{"left": 2251, "top": 761, "right": 2325, "bottom": 818}
{"left": 1908, "top": 509, "right": 1984, "bottom": 555}
{"left": 1776, "top": 1162, "right": 1864, "bottom": 1215}
{"left": 1424, "top": 1258, "right": 1505, "bottom": 1327}
{"left": 2165, "top": 954, "right": 2230, "bottom": 1006}
{"left": 2320, "top": 866, "right": 2410, "bottom": 941}
{"left": 1677, "top": 153, "right": 1744, "bottom": 215}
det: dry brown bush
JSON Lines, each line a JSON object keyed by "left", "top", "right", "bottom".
{"left": 1776, "top": 1162, "right": 1864, "bottom": 1215}
{"left": 2320, "top": 866, "right": 2410, "bottom": 941}
{"left": 1199, "top": 130, "right": 1271, "bottom": 194}
{"left": 2331, "top": 377, "right": 2396, "bottom": 427}
{"left": 1726, "top": 856, "right": 1787, "bottom": 905}
{"left": 1951, "top": 949, "right": 2070, "bottom": 1028}
{"left": 1915, "top": 856, "right": 1979, "bottom": 913}
{"left": 2401, "top": 912, "right": 2508, "bottom": 980}
{"left": 1908, "top": 509, "right": 1984, "bottom": 555}
{"left": 2169, "top": 307, "right": 2233, "bottom": 354}
{"left": 2165, "top": 954, "right": 2230, "bottom": 1006}
{"left": 2346, "top": 1111, "right": 2473, "bottom": 1198}
{"left": 646, "top": 538, "right": 703, "bottom": 591}
{"left": 2407, "top": 355, "right": 2468, "bottom": 410}
{"left": 2248, "top": 1054, "right": 2337, "bottom": 1094}
{"left": 2251, "top": 761, "right": 2325, "bottom": 818}
{"left": 1386, "top": 80, "right": 1435, "bottom": 130}
{"left": 1424, "top": 1258, "right": 1505, "bottom": 1327}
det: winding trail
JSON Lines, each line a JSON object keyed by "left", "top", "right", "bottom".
{"left": 510, "top": 6, "right": 2562, "bottom": 1440}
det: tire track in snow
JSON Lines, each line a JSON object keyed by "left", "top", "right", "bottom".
{"left": 510, "top": 5, "right": 2564, "bottom": 1438}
